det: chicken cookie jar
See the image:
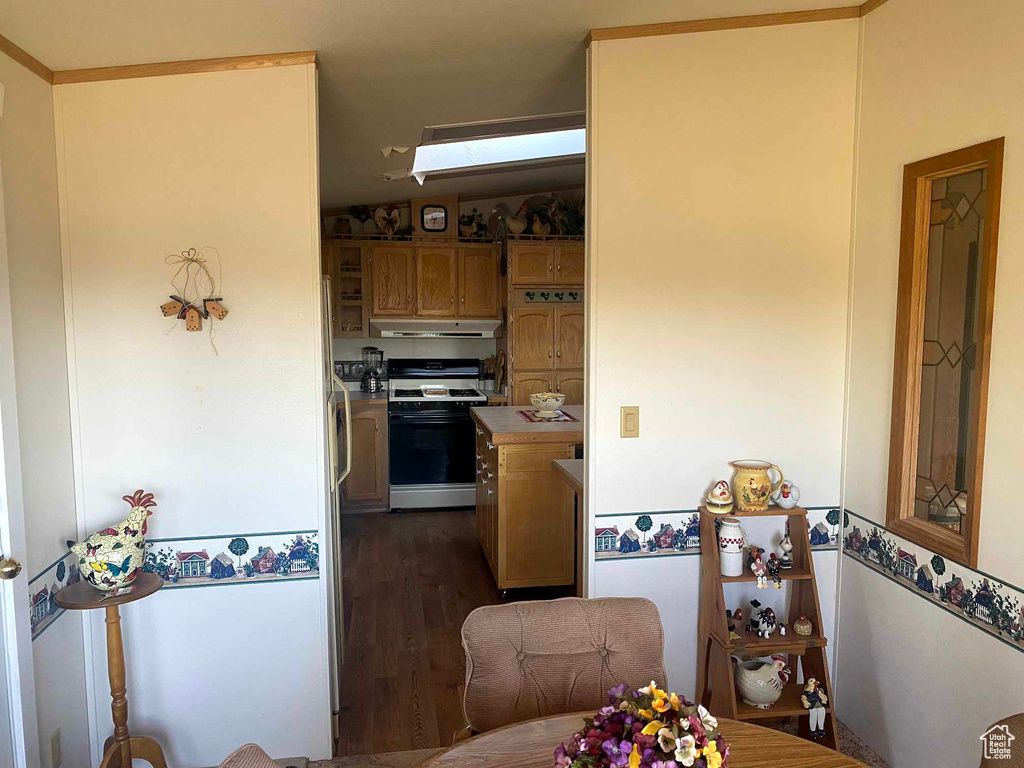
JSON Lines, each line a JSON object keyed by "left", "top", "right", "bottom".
{"left": 67, "top": 490, "right": 155, "bottom": 591}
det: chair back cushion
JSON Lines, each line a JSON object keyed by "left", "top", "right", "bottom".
{"left": 218, "top": 744, "right": 278, "bottom": 768}
{"left": 461, "top": 596, "right": 666, "bottom": 733}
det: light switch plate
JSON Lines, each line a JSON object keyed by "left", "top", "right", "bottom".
{"left": 620, "top": 406, "right": 639, "bottom": 438}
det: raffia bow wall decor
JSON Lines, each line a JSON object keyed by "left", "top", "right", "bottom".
{"left": 159, "top": 247, "right": 228, "bottom": 352}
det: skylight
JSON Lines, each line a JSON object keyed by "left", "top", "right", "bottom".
{"left": 409, "top": 113, "right": 586, "bottom": 184}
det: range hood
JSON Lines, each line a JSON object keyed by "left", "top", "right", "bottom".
{"left": 370, "top": 318, "right": 503, "bottom": 338}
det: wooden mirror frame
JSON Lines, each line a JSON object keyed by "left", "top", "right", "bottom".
{"left": 886, "top": 137, "right": 1004, "bottom": 568}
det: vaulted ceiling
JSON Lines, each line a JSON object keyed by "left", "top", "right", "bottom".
{"left": 0, "top": 0, "right": 854, "bottom": 208}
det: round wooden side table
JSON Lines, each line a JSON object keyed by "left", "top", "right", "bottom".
{"left": 56, "top": 571, "right": 168, "bottom": 768}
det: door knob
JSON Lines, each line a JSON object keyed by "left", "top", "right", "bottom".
{"left": 0, "top": 558, "right": 22, "bottom": 580}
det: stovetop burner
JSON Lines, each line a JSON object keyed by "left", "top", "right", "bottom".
{"left": 447, "top": 388, "right": 480, "bottom": 397}
{"left": 393, "top": 389, "right": 424, "bottom": 398}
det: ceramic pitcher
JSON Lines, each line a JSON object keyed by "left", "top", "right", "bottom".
{"left": 730, "top": 460, "right": 784, "bottom": 513}
{"left": 718, "top": 518, "right": 748, "bottom": 577}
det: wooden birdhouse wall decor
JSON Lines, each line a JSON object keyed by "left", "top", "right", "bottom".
{"left": 160, "top": 247, "right": 229, "bottom": 346}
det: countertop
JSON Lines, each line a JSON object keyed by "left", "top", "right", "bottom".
{"left": 470, "top": 405, "right": 583, "bottom": 445}
{"left": 552, "top": 459, "right": 583, "bottom": 494}
{"left": 333, "top": 382, "right": 387, "bottom": 403}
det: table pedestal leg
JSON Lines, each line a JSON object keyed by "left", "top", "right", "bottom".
{"left": 99, "top": 604, "right": 168, "bottom": 768}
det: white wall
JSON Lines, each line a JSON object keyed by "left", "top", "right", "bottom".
{"left": 0, "top": 49, "right": 90, "bottom": 767}
{"left": 838, "top": 0, "right": 1024, "bottom": 764}
{"left": 53, "top": 63, "right": 330, "bottom": 766}
{"left": 587, "top": 20, "right": 859, "bottom": 699}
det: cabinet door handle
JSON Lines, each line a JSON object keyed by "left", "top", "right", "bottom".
{"left": 487, "top": 442, "right": 495, "bottom": 450}
{"left": 548, "top": 348, "right": 552, "bottom": 359}
{"left": 450, "top": 295, "right": 454, "bottom": 306}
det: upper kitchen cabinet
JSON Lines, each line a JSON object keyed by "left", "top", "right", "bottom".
{"left": 510, "top": 243, "right": 554, "bottom": 284}
{"left": 415, "top": 246, "right": 457, "bottom": 316}
{"left": 554, "top": 244, "right": 585, "bottom": 283}
{"left": 458, "top": 245, "right": 500, "bottom": 318}
{"left": 370, "top": 244, "right": 415, "bottom": 316}
{"left": 554, "top": 306, "right": 584, "bottom": 369}
{"left": 512, "top": 307, "right": 554, "bottom": 370}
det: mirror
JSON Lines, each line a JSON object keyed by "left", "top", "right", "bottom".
{"left": 887, "top": 138, "right": 1004, "bottom": 567}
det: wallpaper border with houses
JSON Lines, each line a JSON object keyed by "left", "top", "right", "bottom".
{"left": 29, "top": 550, "right": 78, "bottom": 642}
{"left": 593, "top": 506, "right": 840, "bottom": 563}
{"left": 28, "top": 528, "right": 320, "bottom": 641}
{"left": 843, "top": 509, "right": 1024, "bottom": 655}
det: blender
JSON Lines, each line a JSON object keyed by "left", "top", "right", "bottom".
{"left": 360, "top": 346, "right": 384, "bottom": 393}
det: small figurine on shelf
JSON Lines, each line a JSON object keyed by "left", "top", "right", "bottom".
{"left": 727, "top": 607, "right": 742, "bottom": 641}
{"left": 749, "top": 547, "right": 768, "bottom": 589}
{"left": 766, "top": 553, "right": 782, "bottom": 588}
{"left": 778, "top": 533, "right": 794, "bottom": 569}
{"left": 793, "top": 614, "right": 814, "bottom": 636}
{"left": 801, "top": 678, "right": 829, "bottom": 740}
{"left": 705, "top": 480, "right": 734, "bottom": 514}
{"left": 746, "top": 600, "right": 778, "bottom": 638}
{"left": 772, "top": 480, "right": 801, "bottom": 509}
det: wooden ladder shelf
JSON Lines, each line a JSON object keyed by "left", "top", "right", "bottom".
{"left": 695, "top": 505, "right": 839, "bottom": 750}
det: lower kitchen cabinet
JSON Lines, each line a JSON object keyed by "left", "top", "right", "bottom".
{"left": 554, "top": 372, "right": 584, "bottom": 405}
{"left": 342, "top": 399, "right": 389, "bottom": 511}
{"left": 474, "top": 422, "right": 575, "bottom": 589}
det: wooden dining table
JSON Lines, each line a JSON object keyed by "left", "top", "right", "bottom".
{"left": 419, "top": 712, "right": 866, "bottom": 768}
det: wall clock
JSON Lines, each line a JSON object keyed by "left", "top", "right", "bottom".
{"left": 421, "top": 205, "right": 448, "bottom": 232}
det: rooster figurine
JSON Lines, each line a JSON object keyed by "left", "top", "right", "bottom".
{"left": 67, "top": 490, "right": 156, "bottom": 591}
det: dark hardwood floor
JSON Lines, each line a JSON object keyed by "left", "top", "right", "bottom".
{"left": 336, "top": 509, "right": 572, "bottom": 756}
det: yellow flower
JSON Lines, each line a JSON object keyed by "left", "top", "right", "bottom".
{"left": 638, "top": 709, "right": 653, "bottom": 720}
{"left": 670, "top": 693, "right": 682, "bottom": 711}
{"left": 640, "top": 720, "right": 665, "bottom": 736}
{"left": 704, "top": 741, "right": 722, "bottom": 768}
{"left": 652, "top": 696, "right": 671, "bottom": 713}
{"left": 628, "top": 743, "right": 641, "bottom": 768}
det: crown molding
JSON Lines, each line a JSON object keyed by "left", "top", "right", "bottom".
{"left": 52, "top": 50, "right": 316, "bottom": 85}
{"left": 0, "top": 32, "right": 54, "bottom": 84}
{"left": 586, "top": 0, "right": 893, "bottom": 46}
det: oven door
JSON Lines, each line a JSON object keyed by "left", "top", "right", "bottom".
{"left": 388, "top": 410, "right": 476, "bottom": 486}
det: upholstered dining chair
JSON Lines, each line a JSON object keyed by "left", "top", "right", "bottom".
{"left": 980, "top": 712, "right": 1023, "bottom": 767}
{"left": 217, "top": 743, "right": 278, "bottom": 768}
{"left": 458, "top": 596, "right": 667, "bottom": 741}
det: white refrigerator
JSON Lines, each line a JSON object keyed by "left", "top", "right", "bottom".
{"left": 323, "top": 276, "right": 351, "bottom": 730}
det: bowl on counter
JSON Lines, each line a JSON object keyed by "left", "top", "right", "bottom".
{"left": 530, "top": 392, "right": 565, "bottom": 417}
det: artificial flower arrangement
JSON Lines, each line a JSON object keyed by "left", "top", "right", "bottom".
{"left": 554, "top": 682, "right": 729, "bottom": 768}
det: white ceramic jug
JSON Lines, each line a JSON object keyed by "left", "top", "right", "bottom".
{"left": 718, "top": 517, "right": 747, "bottom": 577}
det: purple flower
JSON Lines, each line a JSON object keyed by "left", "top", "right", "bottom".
{"left": 554, "top": 744, "right": 573, "bottom": 768}
{"left": 599, "top": 706, "right": 616, "bottom": 717}
{"left": 608, "top": 683, "right": 629, "bottom": 702}
{"left": 652, "top": 761, "right": 678, "bottom": 768}
{"left": 602, "top": 738, "right": 633, "bottom": 767}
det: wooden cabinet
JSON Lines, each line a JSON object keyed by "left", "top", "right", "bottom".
{"left": 554, "top": 307, "right": 584, "bottom": 369}
{"left": 323, "top": 240, "right": 369, "bottom": 338}
{"left": 474, "top": 415, "right": 576, "bottom": 589}
{"left": 512, "top": 373, "right": 555, "bottom": 407}
{"left": 511, "top": 307, "right": 553, "bottom": 370}
{"left": 459, "top": 246, "right": 499, "bottom": 317}
{"left": 414, "top": 246, "right": 457, "bottom": 316}
{"left": 342, "top": 400, "right": 388, "bottom": 508}
{"left": 510, "top": 244, "right": 553, "bottom": 284}
{"left": 554, "top": 372, "right": 584, "bottom": 405}
{"left": 555, "top": 244, "right": 585, "bottom": 283}
{"left": 370, "top": 245, "right": 414, "bottom": 316}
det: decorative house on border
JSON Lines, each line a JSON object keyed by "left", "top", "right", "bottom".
{"left": 250, "top": 546, "right": 277, "bottom": 574}
{"left": 210, "top": 553, "right": 235, "bottom": 580}
{"left": 655, "top": 524, "right": 676, "bottom": 550}
{"left": 809, "top": 522, "right": 831, "bottom": 547}
{"left": 866, "top": 529, "right": 884, "bottom": 564}
{"left": 288, "top": 537, "right": 312, "bottom": 573}
{"left": 177, "top": 550, "right": 210, "bottom": 579}
{"left": 944, "top": 575, "right": 966, "bottom": 607}
{"left": 916, "top": 564, "right": 934, "bottom": 593}
{"left": 896, "top": 548, "right": 917, "bottom": 580}
{"left": 845, "top": 526, "right": 864, "bottom": 553}
{"left": 30, "top": 587, "right": 50, "bottom": 627}
{"left": 683, "top": 515, "right": 700, "bottom": 549}
{"left": 971, "top": 580, "right": 996, "bottom": 625}
{"left": 619, "top": 529, "right": 640, "bottom": 554}
{"left": 595, "top": 526, "right": 619, "bottom": 553}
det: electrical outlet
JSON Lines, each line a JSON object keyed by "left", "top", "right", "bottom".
{"left": 620, "top": 406, "right": 639, "bottom": 438}
{"left": 49, "top": 728, "right": 62, "bottom": 768}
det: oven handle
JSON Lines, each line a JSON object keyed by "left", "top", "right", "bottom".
{"left": 388, "top": 411, "right": 474, "bottom": 424}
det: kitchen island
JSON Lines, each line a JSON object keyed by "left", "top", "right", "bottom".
{"left": 471, "top": 405, "right": 583, "bottom": 592}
